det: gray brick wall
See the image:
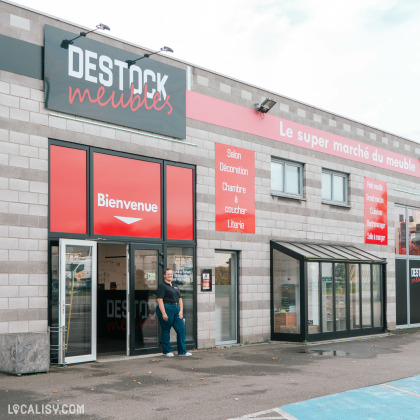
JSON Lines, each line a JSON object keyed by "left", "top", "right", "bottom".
{"left": 1, "top": 0, "right": 419, "bottom": 350}
{"left": 0, "top": 58, "right": 48, "bottom": 334}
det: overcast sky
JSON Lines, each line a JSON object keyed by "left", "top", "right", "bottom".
{"left": 11, "top": 0, "right": 420, "bottom": 143}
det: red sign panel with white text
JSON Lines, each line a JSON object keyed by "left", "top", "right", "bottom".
{"left": 187, "top": 91, "right": 420, "bottom": 178}
{"left": 215, "top": 143, "right": 255, "bottom": 233}
{"left": 93, "top": 153, "right": 161, "bottom": 237}
{"left": 364, "top": 178, "right": 388, "bottom": 245}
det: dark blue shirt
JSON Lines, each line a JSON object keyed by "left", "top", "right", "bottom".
{"left": 156, "top": 281, "right": 181, "bottom": 304}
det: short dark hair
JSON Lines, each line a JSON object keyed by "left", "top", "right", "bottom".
{"left": 163, "top": 268, "right": 173, "bottom": 275}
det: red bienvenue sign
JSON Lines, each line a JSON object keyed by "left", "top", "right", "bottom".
{"left": 93, "top": 153, "right": 161, "bottom": 237}
{"left": 364, "top": 178, "right": 388, "bottom": 245}
{"left": 215, "top": 143, "right": 255, "bottom": 233}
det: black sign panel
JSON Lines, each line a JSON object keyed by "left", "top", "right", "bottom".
{"left": 395, "top": 259, "right": 407, "bottom": 325}
{"left": 44, "top": 25, "right": 186, "bottom": 139}
{"left": 410, "top": 260, "right": 420, "bottom": 324}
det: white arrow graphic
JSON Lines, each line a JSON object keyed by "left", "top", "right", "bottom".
{"left": 114, "top": 216, "right": 143, "bottom": 225}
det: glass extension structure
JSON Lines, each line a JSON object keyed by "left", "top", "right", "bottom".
{"left": 271, "top": 241, "right": 386, "bottom": 341}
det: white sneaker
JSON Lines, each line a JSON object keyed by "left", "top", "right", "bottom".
{"left": 164, "top": 352, "right": 174, "bottom": 357}
{"left": 179, "top": 352, "right": 192, "bottom": 357}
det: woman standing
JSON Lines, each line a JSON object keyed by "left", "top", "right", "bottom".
{"left": 156, "top": 268, "right": 192, "bottom": 357}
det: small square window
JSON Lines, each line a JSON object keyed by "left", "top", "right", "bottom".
{"left": 271, "top": 158, "right": 303, "bottom": 198}
{"left": 322, "top": 169, "right": 348, "bottom": 205}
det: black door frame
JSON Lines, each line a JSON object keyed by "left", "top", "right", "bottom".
{"left": 128, "top": 243, "right": 163, "bottom": 356}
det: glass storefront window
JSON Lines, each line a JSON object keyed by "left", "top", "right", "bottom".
{"left": 409, "top": 260, "right": 420, "bottom": 324}
{"left": 395, "top": 206, "right": 420, "bottom": 327}
{"left": 133, "top": 249, "right": 158, "bottom": 350}
{"left": 372, "top": 265, "right": 382, "bottom": 327}
{"left": 166, "top": 247, "right": 194, "bottom": 342}
{"left": 349, "top": 264, "right": 360, "bottom": 329}
{"left": 335, "top": 263, "right": 346, "bottom": 331}
{"left": 395, "top": 207, "right": 407, "bottom": 255}
{"left": 272, "top": 242, "right": 384, "bottom": 340}
{"left": 49, "top": 245, "right": 59, "bottom": 363}
{"left": 64, "top": 244, "right": 94, "bottom": 358}
{"left": 321, "top": 263, "right": 333, "bottom": 333}
{"left": 215, "top": 252, "right": 238, "bottom": 344}
{"left": 273, "top": 250, "right": 300, "bottom": 334}
{"left": 361, "top": 264, "right": 372, "bottom": 328}
{"left": 408, "top": 209, "right": 420, "bottom": 256}
{"left": 308, "top": 262, "right": 320, "bottom": 333}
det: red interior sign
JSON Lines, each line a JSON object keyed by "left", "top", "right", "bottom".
{"left": 93, "top": 153, "right": 161, "bottom": 237}
{"left": 215, "top": 143, "right": 255, "bottom": 233}
{"left": 364, "top": 177, "right": 388, "bottom": 245}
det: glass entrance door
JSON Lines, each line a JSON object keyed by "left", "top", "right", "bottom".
{"left": 215, "top": 251, "right": 238, "bottom": 345}
{"left": 59, "top": 239, "right": 97, "bottom": 364}
{"left": 129, "top": 244, "right": 162, "bottom": 355}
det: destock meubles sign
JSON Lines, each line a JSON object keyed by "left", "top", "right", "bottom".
{"left": 44, "top": 25, "right": 186, "bottom": 139}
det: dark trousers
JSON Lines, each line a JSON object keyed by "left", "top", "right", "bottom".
{"left": 156, "top": 304, "right": 187, "bottom": 355}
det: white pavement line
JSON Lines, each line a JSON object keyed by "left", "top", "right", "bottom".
{"left": 227, "top": 407, "right": 298, "bottom": 420}
{"left": 275, "top": 407, "right": 300, "bottom": 420}
{"left": 227, "top": 408, "right": 283, "bottom": 419}
{"left": 381, "top": 383, "right": 420, "bottom": 397}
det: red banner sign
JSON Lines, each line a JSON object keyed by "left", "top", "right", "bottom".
{"left": 50, "top": 145, "right": 87, "bottom": 234}
{"left": 215, "top": 143, "right": 255, "bottom": 233}
{"left": 187, "top": 91, "right": 420, "bottom": 178}
{"left": 93, "top": 153, "right": 161, "bottom": 237}
{"left": 364, "top": 178, "right": 388, "bottom": 245}
{"left": 166, "top": 165, "right": 194, "bottom": 240}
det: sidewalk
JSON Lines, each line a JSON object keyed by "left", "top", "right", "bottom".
{"left": 1, "top": 329, "right": 420, "bottom": 419}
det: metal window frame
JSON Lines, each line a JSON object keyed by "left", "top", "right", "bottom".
{"left": 271, "top": 157, "right": 304, "bottom": 199}
{"left": 395, "top": 205, "right": 420, "bottom": 327}
{"left": 270, "top": 241, "right": 386, "bottom": 342}
{"left": 322, "top": 169, "right": 349, "bottom": 205}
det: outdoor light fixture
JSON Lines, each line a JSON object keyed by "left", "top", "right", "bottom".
{"left": 60, "top": 23, "right": 111, "bottom": 49}
{"left": 255, "top": 98, "right": 277, "bottom": 113}
{"left": 126, "top": 46, "right": 174, "bottom": 67}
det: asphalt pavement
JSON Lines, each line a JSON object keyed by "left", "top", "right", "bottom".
{"left": 1, "top": 328, "right": 420, "bottom": 419}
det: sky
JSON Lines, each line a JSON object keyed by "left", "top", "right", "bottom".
{"left": 10, "top": 0, "right": 420, "bottom": 143}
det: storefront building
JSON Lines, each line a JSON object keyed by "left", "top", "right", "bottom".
{"left": 0, "top": 1, "right": 419, "bottom": 373}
